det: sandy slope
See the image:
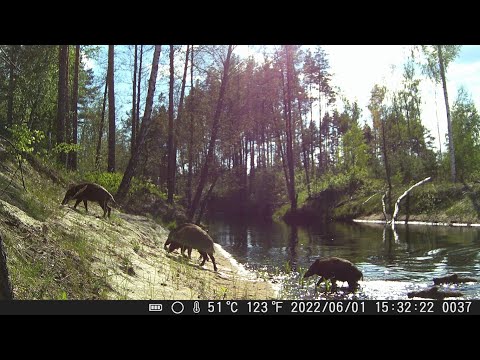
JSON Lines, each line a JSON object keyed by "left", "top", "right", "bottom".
{"left": 2, "top": 199, "right": 275, "bottom": 300}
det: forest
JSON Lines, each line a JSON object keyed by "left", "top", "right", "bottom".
{"left": 1, "top": 45, "right": 479, "bottom": 225}
{"left": 2, "top": 45, "right": 480, "bottom": 302}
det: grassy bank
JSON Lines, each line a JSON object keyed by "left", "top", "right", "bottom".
{"left": 281, "top": 178, "right": 480, "bottom": 225}
{"left": 0, "top": 147, "right": 275, "bottom": 300}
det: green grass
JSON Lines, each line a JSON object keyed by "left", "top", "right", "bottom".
{"left": 3, "top": 224, "right": 108, "bottom": 300}
{"left": 273, "top": 203, "right": 290, "bottom": 221}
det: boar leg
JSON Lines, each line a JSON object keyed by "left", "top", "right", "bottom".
{"left": 73, "top": 199, "right": 82, "bottom": 209}
{"left": 316, "top": 276, "right": 325, "bottom": 287}
{"left": 330, "top": 279, "right": 337, "bottom": 291}
{"left": 209, "top": 254, "right": 217, "bottom": 272}
{"left": 83, "top": 200, "right": 88, "bottom": 212}
{"left": 98, "top": 201, "right": 107, "bottom": 217}
{"left": 347, "top": 281, "right": 358, "bottom": 291}
{"left": 199, "top": 252, "right": 208, "bottom": 266}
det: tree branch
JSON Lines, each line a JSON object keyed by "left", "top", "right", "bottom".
{"left": 0, "top": 134, "right": 27, "bottom": 192}
{"left": 391, "top": 177, "right": 431, "bottom": 230}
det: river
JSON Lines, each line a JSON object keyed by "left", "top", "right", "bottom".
{"left": 206, "top": 217, "right": 480, "bottom": 300}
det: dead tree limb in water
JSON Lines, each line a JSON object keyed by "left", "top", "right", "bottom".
{"left": 391, "top": 177, "right": 431, "bottom": 230}
{"left": 382, "top": 190, "right": 389, "bottom": 223}
{"left": 0, "top": 234, "right": 13, "bottom": 300}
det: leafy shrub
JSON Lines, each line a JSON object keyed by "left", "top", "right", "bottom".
{"left": 84, "top": 172, "right": 167, "bottom": 199}
{"left": 7, "top": 123, "right": 45, "bottom": 160}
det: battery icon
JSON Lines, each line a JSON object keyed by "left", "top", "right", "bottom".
{"left": 149, "top": 304, "right": 163, "bottom": 312}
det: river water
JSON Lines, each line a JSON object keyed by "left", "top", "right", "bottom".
{"left": 206, "top": 217, "right": 480, "bottom": 300}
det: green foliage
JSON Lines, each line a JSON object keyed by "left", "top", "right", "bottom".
{"left": 341, "top": 121, "right": 370, "bottom": 186}
{"left": 131, "top": 178, "right": 166, "bottom": 199}
{"left": 84, "top": 171, "right": 167, "bottom": 200}
{"left": 50, "top": 142, "right": 81, "bottom": 160}
{"left": 451, "top": 87, "right": 480, "bottom": 182}
{"left": 164, "top": 220, "right": 177, "bottom": 231}
{"left": 7, "top": 123, "right": 45, "bottom": 160}
{"left": 84, "top": 172, "right": 122, "bottom": 195}
{"left": 250, "top": 167, "right": 287, "bottom": 206}
{"left": 319, "top": 171, "right": 353, "bottom": 191}
{"left": 419, "top": 45, "right": 462, "bottom": 83}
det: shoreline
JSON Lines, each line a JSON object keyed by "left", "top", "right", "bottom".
{"left": 214, "top": 244, "right": 280, "bottom": 297}
{"left": 353, "top": 218, "right": 480, "bottom": 227}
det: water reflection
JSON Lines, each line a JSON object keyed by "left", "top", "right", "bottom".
{"left": 206, "top": 216, "right": 480, "bottom": 299}
{"left": 287, "top": 225, "right": 298, "bottom": 271}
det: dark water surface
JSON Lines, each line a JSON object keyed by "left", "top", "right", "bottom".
{"left": 206, "top": 217, "right": 480, "bottom": 300}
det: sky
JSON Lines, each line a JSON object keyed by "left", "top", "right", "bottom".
{"left": 234, "top": 45, "right": 480, "bottom": 151}
{"left": 312, "top": 45, "right": 480, "bottom": 151}
{"left": 91, "top": 45, "right": 480, "bottom": 152}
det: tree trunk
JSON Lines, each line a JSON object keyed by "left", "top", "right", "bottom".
{"left": 318, "top": 90, "right": 323, "bottom": 173}
{"left": 186, "top": 46, "right": 194, "bottom": 208}
{"left": 65, "top": 46, "right": 70, "bottom": 168}
{"left": 131, "top": 45, "right": 137, "bottom": 154}
{"left": 167, "top": 45, "right": 175, "bottom": 204}
{"left": 136, "top": 45, "right": 143, "bottom": 137}
{"left": 196, "top": 173, "right": 220, "bottom": 224}
{"left": 272, "top": 106, "right": 290, "bottom": 192}
{"left": 116, "top": 45, "right": 162, "bottom": 202}
{"left": 95, "top": 76, "right": 108, "bottom": 170}
{"left": 57, "top": 45, "right": 68, "bottom": 165}
{"left": 187, "top": 45, "right": 233, "bottom": 221}
{"left": 173, "top": 45, "right": 190, "bottom": 201}
{"left": 249, "top": 139, "right": 255, "bottom": 194}
{"left": 283, "top": 46, "right": 297, "bottom": 212}
{"left": 437, "top": 45, "right": 456, "bottom": 183}
{"left": 0, "top": 235, "right": 13, "bottom": 300}
{"left": 380, "top": 118, "right": 392, "bottom": 214}
{"left": 69, "top": 45, "right": 80, "bottom": 171}
{"left": 107, "top": 45, "right": 116, "bottom": 173}
{"left": 297, "top": 97, "right": 311, "bottom": 197}
{"left": 6, "top": 46, "right": 17, "bottom": 129}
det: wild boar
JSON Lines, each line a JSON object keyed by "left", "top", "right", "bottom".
{"left": 164, "top": 223, "right": 195, "bottom": 258}
{"left": 166, "top": 223, "right": 217, "bottom": 271}
{"left": 407, "top": 286, "right": 463, "bottom": 300}
{"left": 61, "top": 182, "right": 116, "bottom": 218}
{"left": 433, "top": 273, "right": 477, "bottom": 285}
{"left": 303, "top": 257, "right": 363, "bottom": 291}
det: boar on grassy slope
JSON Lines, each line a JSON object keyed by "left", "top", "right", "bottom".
{"left": 62, "top": 182, "right": 116, "bottom": 218}
{"left": 166, "top": 223, "right": 217, "bottom": 271}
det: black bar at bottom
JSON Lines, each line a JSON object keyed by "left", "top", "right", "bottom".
{"left": 0, "top": 300, "right": 479, "bottom": 315}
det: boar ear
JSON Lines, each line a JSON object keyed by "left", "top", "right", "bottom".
{"left": 73, "top": 185, "right": 88, "bottom": 198}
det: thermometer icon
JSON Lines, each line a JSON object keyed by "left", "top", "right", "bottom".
{"left": 193, "top": 301, "right": 200, "bottom": 314}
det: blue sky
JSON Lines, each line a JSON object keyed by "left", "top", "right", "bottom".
{"left": 315, "top": 45, "right": 480, "bottom": 150}
{"left": 89, "top": 45, "right": 480, "bottom": 151}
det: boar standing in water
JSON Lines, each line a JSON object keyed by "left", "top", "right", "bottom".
{"left": 407, "top": 286, "right": 463, "bottom": 300}
{"left": 166, "top": 223, "right": 217, "bottom": 271}
{"left": 62, "top": 182, "right": 116, "bottom": 218}
{"left": 433, "top": 273, "right": 477, "bottom": 285}
{"left": 303, "top": 257, "right": 363, "bottom": 291}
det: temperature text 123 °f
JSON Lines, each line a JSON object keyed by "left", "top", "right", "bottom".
{"left": 247, "top": 301, "right": 284, "bottom": 313}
